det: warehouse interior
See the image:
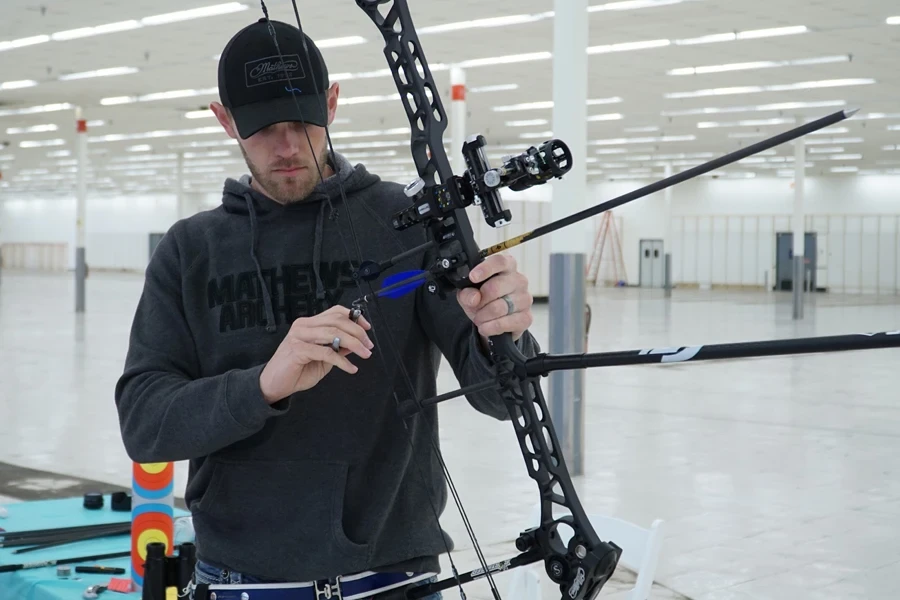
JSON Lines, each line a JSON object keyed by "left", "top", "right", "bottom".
{"left": 1, "top": 1, "right": 899, "bottom": 599}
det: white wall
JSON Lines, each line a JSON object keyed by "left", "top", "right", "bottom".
{"left": 3, "top": 174, "right": 900, "bottom": 296}
{"left": 589, "top": 175, "right": 900, "bottom": 294}
{"left": 0, "top": 192, "right": 211, "bottom": 272}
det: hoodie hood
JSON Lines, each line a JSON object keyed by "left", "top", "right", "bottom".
{"left": 219, "top": 150, "right": 380, "bottom": 334}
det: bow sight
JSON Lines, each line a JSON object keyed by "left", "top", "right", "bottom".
{"left": 393, "top": 136, "right": 573, "bottom": 232}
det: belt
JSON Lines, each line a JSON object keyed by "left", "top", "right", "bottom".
{"left": 193, "top": 571, "right": 437, "bottom": 600}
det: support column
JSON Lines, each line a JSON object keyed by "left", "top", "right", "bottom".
{"left": 793, "top": 118, "right": 805, "bottom": 320}
{"left": 664, "top": 162, "right": 673, "bottom": 297}
{"left": 75, "top": 107, "right": 88, "bottom": 313}
{"left": 548, "top": 0, "right": 588, "bottom": 476}
{"left": 450, "top": 67, "right": 466, "bottom": 175}
{"left": 175, "top": 151, "right": 185, "bottom": 220}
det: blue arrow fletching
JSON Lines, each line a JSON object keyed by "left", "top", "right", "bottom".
{"left": 378, "top": 270, "right": 428, "bottom": 299}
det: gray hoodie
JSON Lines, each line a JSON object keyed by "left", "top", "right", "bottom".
{"left": 114, "top": 151, "right": 539, "bottom": 582}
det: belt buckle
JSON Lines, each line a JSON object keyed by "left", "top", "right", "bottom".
{"left": 314, "top": 578, "right": 342, "bottom": 600}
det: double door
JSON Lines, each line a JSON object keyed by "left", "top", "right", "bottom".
{"left": 639, "top": 239, "right": 665, "bottom": 288}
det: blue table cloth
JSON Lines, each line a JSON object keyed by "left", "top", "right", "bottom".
{"left": 0, "top": 497, "right": 189, "bottom": 600}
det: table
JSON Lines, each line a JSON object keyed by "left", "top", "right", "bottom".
{"left": 1, "top": 497, "right": 189, "bottom": 600}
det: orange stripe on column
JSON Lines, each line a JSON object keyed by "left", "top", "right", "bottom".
{"left": 451, "top": 84, "right": 466, "bottom": 101}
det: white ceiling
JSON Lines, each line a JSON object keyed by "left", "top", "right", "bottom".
{"left": 0, "top": 0, "right": 899, "bottom": 196}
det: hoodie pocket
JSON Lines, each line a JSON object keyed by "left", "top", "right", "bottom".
{"left": 194, "top": 458, "right": 370, "bottom": 562}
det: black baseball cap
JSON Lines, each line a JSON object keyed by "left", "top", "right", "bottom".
{"left": 218, "top": 18, "right": 330, "bottom": 139}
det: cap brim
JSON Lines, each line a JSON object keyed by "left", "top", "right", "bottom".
{"left": 231, "top": 93, "right": 329, "bottom": 139}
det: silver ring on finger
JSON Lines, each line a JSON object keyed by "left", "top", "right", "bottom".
{"left": 501, "top": 294, "right": 515, "bottom": 316}
{"left": 331, "top": 336, "right": 341, "bottom": 352}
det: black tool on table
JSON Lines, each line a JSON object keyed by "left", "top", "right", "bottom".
{"left": 76, "top": 565, "right": 127, "bottom": 575}
{"left": 0, "top": 550, "right": 131, "bottom": 573}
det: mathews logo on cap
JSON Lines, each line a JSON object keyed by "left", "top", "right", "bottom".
{"left": 246, "top": 55, "right": 304, "bottom": 86}
{"left": 218, "top": 18, "right": 330, "bottom": 139}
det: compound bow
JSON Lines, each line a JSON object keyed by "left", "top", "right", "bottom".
{"left": 255, "top": 2, "right": 900, "bottom": 600}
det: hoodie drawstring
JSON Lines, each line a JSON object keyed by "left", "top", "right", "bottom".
{"left": 245, "top": 192, "right": 277, "bottom": 333}
{"left": 312, "top": 200, "right": 327, "bottom": 302}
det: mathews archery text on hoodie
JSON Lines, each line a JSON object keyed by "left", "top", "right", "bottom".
{"left": 114, "top": 151, "right": 539, "bottom": 582}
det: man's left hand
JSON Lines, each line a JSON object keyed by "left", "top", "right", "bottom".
{"left": 457, "top": 253, "right": 533, "bottom": 344}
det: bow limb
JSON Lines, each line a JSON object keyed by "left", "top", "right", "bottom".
{"left": 353, "top": 2, "right": 622, "bottom": 599}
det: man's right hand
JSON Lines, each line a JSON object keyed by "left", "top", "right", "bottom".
{"left": 258, "top": 305, "right": 374, "bottom": 404}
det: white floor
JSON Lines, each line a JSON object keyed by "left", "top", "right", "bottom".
{"left": 2, "top": 270, "right": 900, "bottom": 599}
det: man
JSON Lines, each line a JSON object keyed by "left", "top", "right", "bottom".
{"left": 114, "top": 17, "right": 538, "bottom": 600}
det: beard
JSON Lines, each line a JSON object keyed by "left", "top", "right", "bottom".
{"left": 239, "top": 143, "right": 330, "bottom": 205}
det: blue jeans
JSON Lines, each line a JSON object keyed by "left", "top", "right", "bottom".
{"left": 192, "top": 559, "right": 442, "bottom": 600}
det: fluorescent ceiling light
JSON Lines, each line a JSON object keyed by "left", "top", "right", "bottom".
{"left": 737, "top": 26, "right": 809, "bottom": 39}
{"left": 470, "top": 84, "right": 519, "bottom": 93}
{"left": 887, "top": 125, "right": 900, "bottom": 131}
{"left": 141, "top": 3, "right": 248, "bottom": 25}
{"left": 6, "top": 124, "right": 58, "bottom": 134}
{"left": 47, "top": 150, "right": 71, "bottom": 157}
{"left": 624, "top": 126, "right": 661, "bottom": 133}
{"left": 493, "top": 97, "right": 622, "bottom": 112}
{"left": 88, "top": 126, "right": 222, "bottom": 143}
{"left": 51, "top": 21, "right": 141, "bottom": 40}
{"left": 805, "top": 137, "right": 863, "bottom": 145}
{"left": 506, "top": 119, "right": 549, "bottom": 127}
{"left": 590, "top": 0, "right": 690, "bottom": 11}
{"left": 666, "top": 79, "right": 874, "bottom": 99}
{"left": 59, "top": 66, "right": 139, "bottom": 81}
{"left": 661, "top": 100, "right": 847, "bottom": 117}
{"left": 388, "top": 0, "right": 693, "bottom": 38}
{"left": 591, "top": 134, "right": 696, "bottom": 146}
{"left": 169, "top": 139, "right": 239, "bottom": 149}
{"left": 587, "top": 113, "right": 624, "bottom": 121}
{"left": 588, "top": 39, "right": 670, "bottom": 54}
{"left": 668, "top": 55, "right": 849, "bottom": 76}
{"left": 588, "top": 97, "right": 625, "bottom": 106}
{"left": 341, "top": 151, "right": 398, "bottom": 159}
{"left": 458, "top": 51, "right": 552, "bottom": 68}
{"left": 0, "top": 80, "right": 38, "bottom": 90}
{"left": 857, "top": 112, "right": 900, "bottom": 120}
{"left": 418, "top": 13, "right": 552, "bottom": 34}
{"left": 808, "top": 147, "right": 844, "bottom": 154}
{"left": 338, "top": 93, "right": 401, "bottom": 106}
{"left": 697, "top": 118, "right": 792, "bottom": 129}
{"left": 886, "top": 16, "right": 900, "bottom": 25}
{"left": 0, "top": 35, "right": 50, "bottom": 52}
{"left": 19, "top": 139, "right": 66, "bottom": 148}
{"left": 675, "top": 25, "right": 807, "bottom": 45}
{"left": 0, "top": 103, "right": 73, "bottom": 117}
{"left": 4, "top": 5, "right": 247, "bottom": 52}
{"left": 808, "top": 127, "right": 849, "bottom": 135}
{"left": 829, "top": 154, "right": 862, "bottom": 160}
{"left": 186, "top": 110, "right": 214, "bottom": 119}
{"left": 328, "top": 128, "right": 410, "bottom": 139}
{"left": 519, "top": 131, "right": 554, "bottom": 139}
{"left": 127, "top": 145, "right": 153, "bottom": 152}
{"left": 769, "top": 79, "right": 875, "bottom": 91}
{"left": 101, "top": 87, "right": 218, "bottom": 105}
{"left": 830, "top": 166, "right": 858, "bottom": 172}
{"left": 315, "top": 36, "right": 366, "bottom": 48}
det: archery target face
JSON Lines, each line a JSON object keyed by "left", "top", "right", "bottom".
{"left": 131, "top": 462, "right": 175, "bottom": 588}
{"left": 133, "top": 462, "right": 175, "bottom": 495}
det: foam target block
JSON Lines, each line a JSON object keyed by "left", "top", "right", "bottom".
{"left": 131, "top": 462, "right": 175, "bottom": 591}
